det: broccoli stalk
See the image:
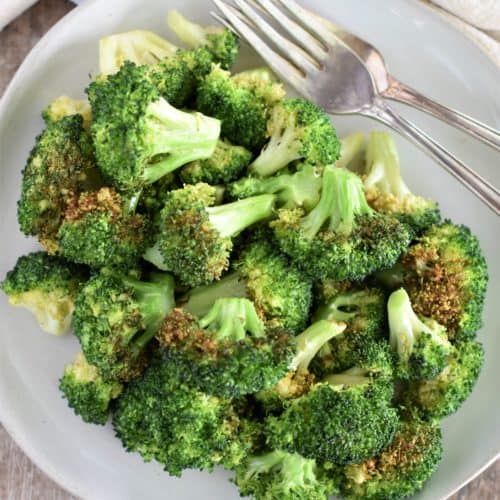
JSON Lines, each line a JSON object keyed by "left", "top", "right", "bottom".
{"left": 388, "top": 288, "right": 452, "bottom": 380}
{"left": 59, "top": 352, "right": 123, "bottom": 425}
{"left": 235, "top": 450, "right": 337, "bottom": 499}
{"left": 167, "top": 10, "right": 239, "bottom": 69}
{"left": 99, "top": 29, "right": 178, "bottom": 76}
{"left": 145, "top": 183, "right": 276, "bottom": 286}
{"left": 364, "top": 131, "right": 440, "bottom": 232}
{"left": 249, "top": 98, "right": 340, "bottom": 177}
{"left": 73, "top": 272, "right": 175, "bottom": 382}
{"left": 336, "top": 132, "right": 366, "bottom": 169}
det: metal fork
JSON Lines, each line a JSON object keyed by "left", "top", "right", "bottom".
{"left": 212, "top": 0, "right": 500, "bottom": 215}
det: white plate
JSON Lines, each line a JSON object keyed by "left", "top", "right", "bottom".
{"left": 0, "top": 0, "right": 499, "bottom": 499}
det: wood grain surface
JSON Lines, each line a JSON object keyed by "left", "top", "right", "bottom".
{"left": 0, "top": 1, "right": 499, "bottom": 499}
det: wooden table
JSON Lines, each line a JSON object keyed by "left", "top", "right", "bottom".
{"left": 0, "top": 0, "right": 499, "bottom": 498}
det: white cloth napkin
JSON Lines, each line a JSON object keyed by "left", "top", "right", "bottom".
{"left": 1, "top": 0, "right": 499, "bottom": 66}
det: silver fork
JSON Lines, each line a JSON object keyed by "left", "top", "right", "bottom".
{"left": 212, "top": 0, "right": 500, "bottom": 215}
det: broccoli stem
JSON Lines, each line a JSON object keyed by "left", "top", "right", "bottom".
{"left": 290, "top": 320, "right": 346, "bottom": 373}
{"left": 167, "top": 10, "right": 216, "bottom": 47}
{"left": 206, "top": 194, "right": 276, "bottom": 238}
{"left": 199, "top": 297, "right": 265, "bottom": 341}
{"left": 180, "top": 272, "right": 247, "bottom": 317}
{"left": 364, "top": 131, "right": 410, "bottom": 198}
{"left": 142, "top": 100, "right": 220, "bottom": 183}
{"left": 314, "top": 290, "right": 374, "bottom": 323}
{"left": 249, "top": 124, "right": 302, "bottom": 177}
{"left": 324, "top": 367, "right": 370, "bottom": 387}
{"left": 301, "top": 166, "right": 373, "bottom": 239}
{"left": 336, "top": 132, "right": 366, "bottom": 169}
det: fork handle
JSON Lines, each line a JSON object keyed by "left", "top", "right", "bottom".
{"left": 363, "top": 98, "right": 500, "bottom": 216}
{"left": 382, "top": 76, "right": 500, "bottom": 152}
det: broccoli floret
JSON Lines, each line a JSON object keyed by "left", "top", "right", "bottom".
{"left": 59, "top": 352, "right": 123, "bottom": 425}
{"left": 179, "top": 139, "right": 252, "bottom": 185}
{"left": 312, "top": 285, "right": 388, "bottom": 376}
{"left": 136, "top": 173, "right": 179, "bottom": 214}
{"left": 167, "top": 10, "right": 239, "bottom": 69}
{"left": 57, "top": 187, "right": 150, "bottom": 268}
{"left": 113, "top": 358, "right": 252, "bottom": 476}
{"left": 378, "top": 221, "right": 488, "bottom": 341}
{"left": 158, "top": 297, "right": 294, "bottom": 398}
{"left": 87, "top": 61, "right": 220, "bottom": 192}
{"left": 265, "top": 373, "right": 398, "bottom": 465}
{"left": 144, "top": 183, "right": 275, "bottom": 287}
{"left": 272, "top": 165, "right": 411, "bottom": 281}
{"left": 73, "top": 271, "right": 175, "bottom": 381}
{"left": 249, "top": 98, "right": 341, "bottom": 177}
{"left": 388, "top": 288, "right": 452, "bottom": 380}
{"left": 363, "top": 131, "right": 440, "bottom": 234}
{"left": 1, "top": 252, "right": 88, "bottom": 335}
{"left": 42, "top": 95, "right": 92, "bottom": 130}
{"left": 341, "top": 417, "right": 442, "bottom": 499}
{"left": 196, "top": 64, "right": 285, "bottom": 152}
{"left": 234, "top": 450, "right": 339, "bottom": 500}
{"left": 17, "top": 115, "right": 97, "bottom": 252}
{"left": 99, "top": 29, "right": 178, "bottom": 76}
{"left": 179, "top": 239, "right": 313, "bottom": 335}
{"left": 406, "top": 339, "right": 484, "bottom": 421}
{"left": 227, "top": 163, "right": 322, "bottom": 211}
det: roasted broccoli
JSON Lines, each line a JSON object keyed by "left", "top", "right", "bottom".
{"left": 73, "top": 271, "right": 175, "bottom": 381}
{"left": 234, "top": 450, "right": 339, "bottom": 500}
{"left": 248, "top": 98, "right": 341, "bottom": 177}
{"left": 377, "top": 221, "right": 488, "bottom": 341}
{"left": 87, "top": 61, "right": 220, "bottom": 192}
{"left": 57, "top": 187, "right": 150, "bottom": 268}
{"left": 341, "top": 417, "right": 442, "bottom": 499}
{"left": 42, "top": 95, "right": 92, "bottom": 130}
{"left": 17, "top": 115, "right": 97, "bottom": 252}
{"left": 272, "top": 165, "right": 411, "bottom": 281}
{"left": 405, "top": 339, "right": 484, "bottom": 421}
{"left": 144, "top": 183, "right": 275, "bottom": 287}
{"left": 113, "top": 358, "right": 254, "bottom": 476}
{"left": 196, "top": 64, "right": 285, "bottom": 151}
{"left": 1, "top": 251, "right": 88, "bottom": 335}
{"left": 336, "top": 132, "right": 366, "bottom": 170}
{"left": 363, "top": 131, "right": 440, "bottom": 233}
{"left": 265, "top": 372, "right": 398, "bottom": 465}
{"left": 167, "top": 10, "right": 239, "bottom": 69}
{"left": 388, "top": 288, "right": 452, "bottom": 380}
{"left": 179, "top": 139, "right": 252, "bottom": 185}
{"left": 227, "top": 163, "right": 322, "bottom": 211}
{"left": 158, "top": 297, "right": 294, "bottom": 398}
{"left": 59, "top": 351, "right": 123, "bottom": 425}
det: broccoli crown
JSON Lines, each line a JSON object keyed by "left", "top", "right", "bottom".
{"left": 137, "top": 173, "right": 178, "bottom": 214}
{"left": 388, "top": 288, "right": 452, "bottom": 380}
{"left": 167, "top": 10, "right": 239, "bottom": 70}
{"left": 407, "top": 340, "right": 484, "bottom": 420}
{"left": 364, "top": 131, "right": 440, "bottom": 234}
{"left": 196, "top": 64, "right": 284, "bottom": 152}
{"left": 234, "top": 450, "right": 338, "bottom": 500}
{"left": 341, "top": 418, "right": 442, "bottom": 499}
{"left": 395, "top": 222, "right": 488, "bottom": 342}
{"left": 234, "top": 239, "right": 313, "bottom": 334}
{"left": 1, "top": 251, "right": 87, "bottom": 335}
{"left": 17, "top": 115, "right": 96, "bottom": 250}
{"left": 87, "top": 61, "right": 220, "bottom": 192}
{"left": 265, "top": 379, "right": 398, "bottom": 465}
{"left": 272, "top": 166, "right": 411, "bottom": 281}
{"left": 180, "top": 139, "right": 252, "bottom": 185}
{"left": 311, "top": 286, "right": 389, "bottom": 376}
{"left": 157, "top": 298, "right": 294, "bottom": 398}
{"left": 249, "top": 98, "right": 341, "bottom": 177}
{"left": 59, "top": 352, "right": 122, "bottom": 425}
{"left": 73, "top": 272, "right": 175, "bottom": 381}
{"left": 151, "top": 183, "right": 275, "bottom": 287}
{"left": 112, "top": 358, "right": 251, "bottom": 476}
{"left": 42, "top": 95, "right": 92, "bottom": 130}
{"left": 57, "top": 187, "right": 150, "bottom": 268}
{"left": 228, "top": 163, "right": 322, "bottom": 212}
{"left": 98, "top": 29, "right": 178, "bottom": 76}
